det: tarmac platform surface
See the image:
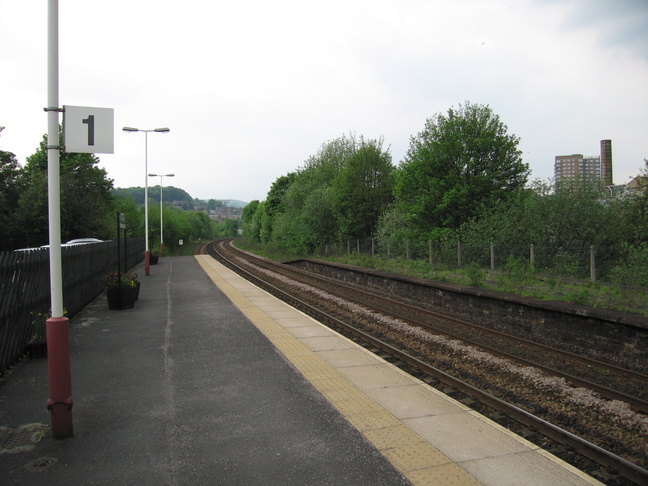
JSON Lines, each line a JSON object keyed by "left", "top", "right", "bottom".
{"left": 0, "top": 255, "right": 601, "bottom": 485}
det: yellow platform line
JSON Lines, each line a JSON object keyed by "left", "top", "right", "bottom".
{"left": 195, "top": 255, "right": 480, "bottom": 486}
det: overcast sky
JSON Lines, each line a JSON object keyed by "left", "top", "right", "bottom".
{"left": 1, "top": 0, "right": 647, "bottom": 202}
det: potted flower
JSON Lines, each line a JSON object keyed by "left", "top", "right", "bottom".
{"left": 27, "top": 311, "right": 48, "bottom": 358}
{"left": 104, "top": 272, "right": 140, "bottom": 310}
{"left": 27, "top": 308, "right": 67, "bottom": 358}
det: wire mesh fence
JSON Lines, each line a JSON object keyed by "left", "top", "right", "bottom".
{"left": 318, "top": 237, "right": 642, "bottom": 285}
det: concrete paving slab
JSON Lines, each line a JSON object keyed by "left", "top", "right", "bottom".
{"left": 461, "top": 450, "right": 595, "bottom": 486}
{"left": 315, "top": 347, "right": 381, "bottom": 367}
{"left": 300, "top": 335, "right": 357, "bottom": 352}
{"left": 404, "top": 412, "right": 532, "bottom": 462}
{"left": 286, "top": 325, "right": 337, "bottom": 338}
{"left": 366, "top": 383, "right": 464, "bottom": 419}
{"left": 336, "top": 363, "right": 417, "bottom": 390}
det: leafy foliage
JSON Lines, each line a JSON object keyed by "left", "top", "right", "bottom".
{"left": 15, "top": 134, "right": 115, "bottom": 248}
{"left": 247, "top": 134, "right": 395, "bottom": 253}
{"left": 330, "top": 139, "right": 395, "bottom": 240}
{"left": 0, "top": 150, "right": 25, "bottom": 249}
{"left": 395, "top": 102, "right": 529, "bottom": 236}
{"left": 1, "top": 129, "right": 225, "bottom": 251}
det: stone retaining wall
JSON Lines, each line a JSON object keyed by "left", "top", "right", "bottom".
{"left": 287, "top": 258, "right": 648, "bottom": 369}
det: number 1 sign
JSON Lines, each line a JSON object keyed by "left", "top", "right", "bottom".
{"left": 63, "top": 105, "right": 114, "bottom": 153}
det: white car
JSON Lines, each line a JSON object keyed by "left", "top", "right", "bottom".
{"left": 64, "top": 238, "right": 104, "bottom": 245}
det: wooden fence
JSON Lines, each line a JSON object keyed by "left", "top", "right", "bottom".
{"left": 0, "top": 238, "right": 144, "bottom": 375}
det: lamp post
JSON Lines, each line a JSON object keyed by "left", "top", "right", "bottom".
{"left": 148, "top": 173, "right": 174, "bottom": 257}
{"left": 122, "top": 126, "right": 170, "bottom": 275}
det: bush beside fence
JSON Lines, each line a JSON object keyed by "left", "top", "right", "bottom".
{"left": 0, "top": 238, "right": 144, "bottom": 375}
{"left": 319, "top": 238, "right": 646, "bottom": 286}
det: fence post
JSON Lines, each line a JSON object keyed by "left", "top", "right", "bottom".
{"left": 530, "top": 243, "right": 535, "bottom": 268}
{"left": 387, "top": 240, "right": 391, "bottom": 259}
{"left": 457, "top": 241, "right": 462, "bottom": 267}
{"left": 371, "top": 238, "right": 375, "bottom": 257}
{"left": 490, "top": 242, "right": 495, "bottom": 271}
{"left": 590, "top": 245, "right": 596, "bottom": 282}
{"left": 357, "top": 239, "right": 360, "bottom": 255}
{"left": 429, "top": 240, "right": 432, "bottom": 265}
{"left": 347, "top": 240, "right": 350, "bottom": 255}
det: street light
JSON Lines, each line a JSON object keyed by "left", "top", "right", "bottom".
{"left": 122, "top": 126, "right": 170, "bottom": 275}
{"left": 148, "top": 173, "right": 174, "bottom": 257}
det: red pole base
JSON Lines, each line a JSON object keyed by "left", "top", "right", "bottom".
{"left": 46, "top": 316, "right": 73, "bottom": 439}
{"left": 145, "top": 250, "right": 151, "bottom": 275}
{"left": 160, "top": 243, "right": 164, "bottom": 257}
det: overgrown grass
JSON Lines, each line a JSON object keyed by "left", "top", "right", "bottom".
{"left": 236, "top": 239, "right": 648, "bottom": 317}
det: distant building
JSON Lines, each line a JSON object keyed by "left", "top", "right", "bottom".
{"left": 554, "top": 139, "right": 613, "bottom": 186}
{"left": 207, "top": 206, "right": 243, "bottom": 221}
{"left": 626, "top": 176, "right": 647, "bottom": 195}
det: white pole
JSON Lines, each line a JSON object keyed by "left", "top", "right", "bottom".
{"left": 47, "top": 0, "right": 63, "bottom": 318}
{"left": 160, "top": 177, "right": 164, "bottom": 254}
{"left": 144, "top": 131, "right": 150, "bottom": 274}
{"left": 46, "top": 0, "right": 73, "bottom": 440}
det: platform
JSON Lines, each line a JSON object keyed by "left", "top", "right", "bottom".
{"left": 0, "top": 255, "right": 601, "bottom": 485}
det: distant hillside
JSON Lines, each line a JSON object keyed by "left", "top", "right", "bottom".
{"left": 113, "top": 187, "right": 248, "bottom": 209}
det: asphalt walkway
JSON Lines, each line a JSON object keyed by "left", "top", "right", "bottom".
{"left": 0, "top": 256, "right": 409, "bottom": 485}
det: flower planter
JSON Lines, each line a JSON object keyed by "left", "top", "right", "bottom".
{"left": 27, "top": 340, "right": 47, "bottom": 359}
{"left": 107, "top": 286, "right": 138, "bottom": 310}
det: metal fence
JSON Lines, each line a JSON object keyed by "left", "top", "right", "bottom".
{"left": 0, "top": 238, "right": 144, "bottom": 375}
{"left": 319, "top": 238, "right": 634, "bottom": 284}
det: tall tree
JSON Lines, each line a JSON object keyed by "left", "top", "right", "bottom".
{"left": 241, "top": 200, "right": 260, "bottom": 241}
{"left": 395, "top": 102, "right": 529, "bottom": 237}
{"left": 261, "top": 173, "right": 296, "bottom": 243}
{"left": 0, "top": 150, "right": 25, "bottom": 249}
{"left": 272, "top": 136, "right": 357, "bottom": 252}
{"left": 17, "top": 134, "right": 115, "bottom": 246}
{"left": 331, "top": 137, "right": 394, "bottom": 240}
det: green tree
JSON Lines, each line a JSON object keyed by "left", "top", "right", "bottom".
{"left": 207, "top": 199, "right": 223, "bottom": 210}
{"left": 458, "top": 180, "right": 628, "bottom": 277}
{"left": 216, "top": 219, "right": 239, "bottom": 238}
{"left": 395, "top": 102, "right": 529, "bottom": 237}
{"left": 260, "top": 173, "right": 296, "bottom": 243}
{"left": 331, "top": 137, "right": 394, "bottom": 241}
{"left": 242, "top": 200, "right": 260, "bottom": 241}
{"left": 0, "top": 150, "right": 25, "bottom": 249}
{"left": 114, "top": 193, "right": 143, "bottom": 237}
{"left": 17, "top": 134, "right": 115, "bottom": 246}
{"left": 272, "top": 137, "right": 356, "bottom": 252}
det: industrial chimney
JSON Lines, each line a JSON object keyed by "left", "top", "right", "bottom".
{"left": 600, "top": 139, "right": 613, "bottom": 186}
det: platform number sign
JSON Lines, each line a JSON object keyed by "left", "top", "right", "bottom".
{"left": 63, "top": 105, "right": 114, "bottom": 154}
{"left": 82, "top": 115, "right": 95, "bottom": 146}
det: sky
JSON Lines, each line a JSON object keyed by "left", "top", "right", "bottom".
{"left": 1, "top": 0, "right": 647, "bottom": 203}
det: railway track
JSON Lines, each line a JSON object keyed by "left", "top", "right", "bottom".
{"left": 202, "top": 239, "right": 648, "bottom": 486}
